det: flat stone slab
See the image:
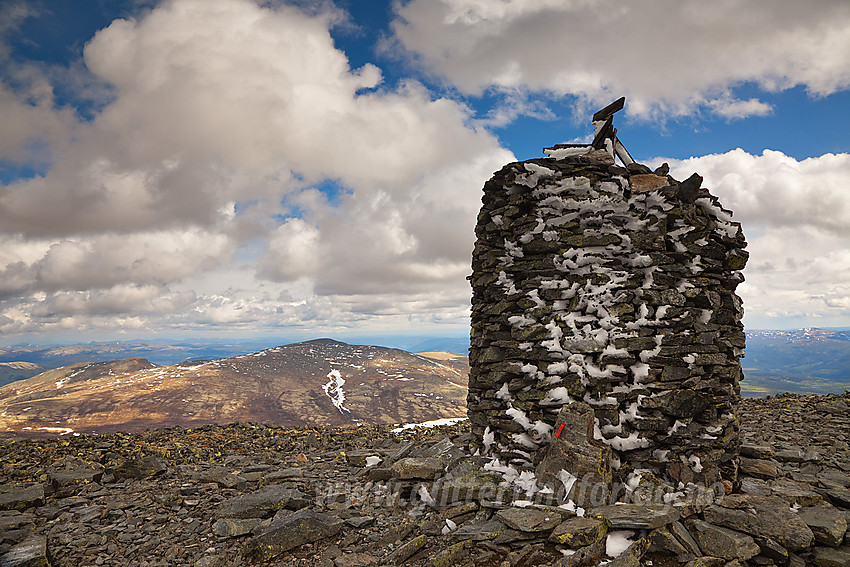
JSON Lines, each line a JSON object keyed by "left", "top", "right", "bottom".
{"left": 825, "top": 488, "right": 850, "bottom": 508}
{"left": 818, "top": 470, "right": 850, "bottom": 490}
{"left": 0, "top": 536, "right": 50, "bottom": 567}
{"left": 243, "top": 509, "right": 340, "bottom": 562}
{"left": 48, "top": 469, "right": 103, "bottom": 489}
{"left": 217, "top": 485, "right": 311, "bottom": 519}
{"left": 431, "top": 463, "right": 503, "bottom": 504}
{"left": 548, "top": 516, "right": 608, "bottom": 547}
{"left": 769, "top": 478, "right": 823, "bottom": 506}
{"left": 212, "top": 518, "right": 261, "bottom": 538}
{"left": 812, "top": 546, "right": 850, "bottom": 567}
{"left": 0, "top": 486, "right": 44, "bottom": 512}
{"left": 798, "top": 506, "right": 848, "bottom": 547}
{"left": 391, "top": 457, "right": 444, "bottom": 480}
{"left": 738, "top": 457, "right": 778, "bottom": 479}
{"left": 495, "top": 506, "right": 570, "bottom": 533}
{"left": 740, "top": 444, "right": 775, "bottom": 459}
{"left": 590, "top": 504, "right": 679, "bottom": 529}
{"left": 707, "top": 494, "right": 814, "bottom": 551}
{"left": 452, "top": 519, "right": 507, "bottom": 541}
{"left": 688, "top": 519, "right": 760, "bottom": 561}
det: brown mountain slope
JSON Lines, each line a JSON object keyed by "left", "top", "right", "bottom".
{"left": 0, "top": 361, "right": 46, "bottom": 387}
{"left": 0, "top": 339, "right": 468, "bottom": 435}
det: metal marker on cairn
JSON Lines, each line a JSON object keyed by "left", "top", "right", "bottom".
{"left": 468, "top": 97, "right": 748, "bottom": 508}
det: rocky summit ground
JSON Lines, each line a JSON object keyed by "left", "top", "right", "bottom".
{"left": 1, "top": 392, "right": 849, "bottom": 567}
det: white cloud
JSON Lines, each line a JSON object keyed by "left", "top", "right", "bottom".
{"left": 391, "top": 0, "right": 850, "bottom": 119}
{"left": 664, "top": 149, "right": 850, "bottom": 327}
{"left": 0, "top": 0, "right": 511, "bottom": 339}
{"left": 0, "top": 229, "right": 234, "bottom": 296}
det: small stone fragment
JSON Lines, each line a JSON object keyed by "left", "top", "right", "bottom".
{"left": 212, "top": 518, "right": 261, "bottom": 538}
{"left": 385, "top": 535, "right": 427, "bottom": 564}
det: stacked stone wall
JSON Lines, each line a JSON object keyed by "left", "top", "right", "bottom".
{"left": 468, "top": 149, "right": 748, "bottom": 490}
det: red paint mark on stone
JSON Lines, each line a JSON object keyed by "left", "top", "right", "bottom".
{"left": 555, "top": 423, "right": 565, "bottom": 439}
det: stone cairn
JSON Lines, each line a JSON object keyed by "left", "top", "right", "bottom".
{"left": 468, "top": 122, "right": 748, "bottom": 505}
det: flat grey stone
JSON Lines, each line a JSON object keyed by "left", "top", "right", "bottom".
{"left": 212, "top": 518, "right": 261, "bottom": 538}
{"left": 385, "top": 534, "right": 426, "bottom": 564}
{"left": 826, "top": 488, "right": 850, "bottom": 508}
{"left": 590, "top": 504, "right": 679, "bottom": 529}
{"left": 769, "top": 478, "right": 823, "bottom": 506}
{"left": 739, "top": 477, "right": 772, "bottom": 496}
{"left": 48, "top": 469, "right": 103, "bottom": 489}
{"left": 688, "top": 519, "right": 760, "bottom": 561}
{"left": 0, "top": 536, "right": 49, "bottom": 567}
{"left": 217, "top": 485, "right": 310, "bottom": 519}
{"left": 819, "top": 470, "right": 850, "bottom": 490}
{"left": 195, "top": 466, "right": 246, "bottom": 489}
{"left": 739, "top": 457, "right": 777, "bottom": 479}
{"left": 548, "top": 516, "right": 607, "bottom": 547}
{"left": 811, "top": 546, "right": 850, "bottom": 567}
{"left": 431, "top": 462, "right": 503, "bottom": 505}
{"left": 452, "top": 519, "right": 507, "bottom": 541}
{"left": 109, "top": 455, "right": 168, "bottom": 479}
{"left": 0, "top": 486, "right": 44, "bottom": 512}
{"left": 709, "top": 494, "right": 814, "bottom": 551}
{"left": 243, "top": 509, "right": 340, "bottom": 562}
{"left": 263, "top": 468, "right": 303, "bottom": 482}
{"left": 775, "top": 448, "right": 806, "bottom": 463}
{"left": 390, "top": 457, "right": 444, "bottom": 480}
{"left": 495, "top": 506, "right": 570, "bottom": 533}
{"left": 798, "top": 506, "right": 848, "bottom": 547}
{"left": 740, "top": 444, "right": 775, "bottom": 459}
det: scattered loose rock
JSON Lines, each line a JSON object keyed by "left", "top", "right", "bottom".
{"left": 0, "top": 391, "right": 846, "bottom": 566}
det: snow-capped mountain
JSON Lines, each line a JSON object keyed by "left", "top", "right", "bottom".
{"left": 0, "top": 339, "right": 468, "bottom": 435}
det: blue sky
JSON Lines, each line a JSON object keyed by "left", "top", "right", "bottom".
{"left": 1, "top": 0, "right": 850, "bottom": 345}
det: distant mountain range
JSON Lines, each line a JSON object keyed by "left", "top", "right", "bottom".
{"left": 1, "top": 328, "right": 849, "bottom": 407}
{"left": 740, "top": 328, "right": 850, "bottom": 396}
{"left": 0, "top": 339, "right": 468, "bottom": 435}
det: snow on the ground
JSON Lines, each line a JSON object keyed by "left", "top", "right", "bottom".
{"left": 322, "top": 369, "right": 350, "bottom": 413}
{"left": 391, "top": 417, "right": 467, "bottom": 433}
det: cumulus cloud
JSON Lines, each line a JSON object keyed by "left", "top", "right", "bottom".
{"left": 665, "top": 149, "right": 850, "bottom": 327}
{"left": 390, "top": 0, "right": 850, "bottom": 119}
{"left": 0, "top": 0, "right": 511, "bottom": 338}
